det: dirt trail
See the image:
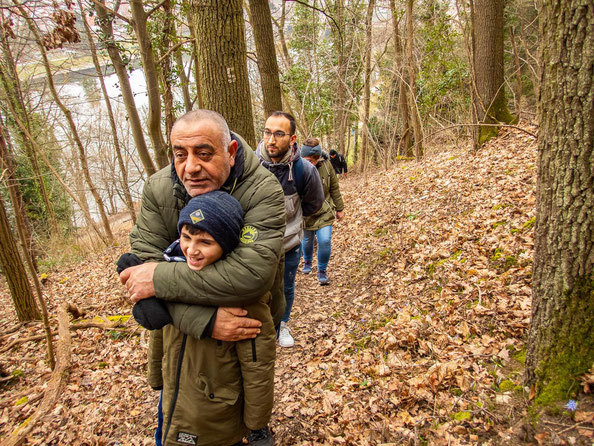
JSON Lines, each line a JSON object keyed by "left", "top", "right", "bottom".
{"left": 1, "top": 125, "right": 593, "bottom": 445}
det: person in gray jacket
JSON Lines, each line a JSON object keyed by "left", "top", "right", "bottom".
{"left": 255, "top": 111, "right": 324, "bottom": 348}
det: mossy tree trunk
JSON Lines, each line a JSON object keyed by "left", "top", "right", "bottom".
{"left": 360, "top": 0, "right": 375, "bottom": 176}
{"left": 0, "top": 192, "right": 39, "bottom": 322}
{"left": 190, "top": 0, "right": 256, "bottom": 147}
{"left": 247, "top": 0, "right": 282, "bottom": 120}
{"left": 525, "top": 0, "right": 594, "bottom": 405}
{"left": 471, "top": 0, "right": 516, "bottom": 147}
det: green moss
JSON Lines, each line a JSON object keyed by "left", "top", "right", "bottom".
{"left": 522, "top": 217, "right": 536, "bottom": 231}
{"left": 498, "top": 380, "right": 515, "bottom": 392}
{"left": 15, "top": 396, "right": 28, "bottom": 406}
{"left": 513, "top": 349, "right": 526, "bottom": 364}
{"left": 534, "top": 275, "right": 594, "bottom": 405}
{"left": 97, "top": 362, "right": 109, "bottom": 369}
{"left": 478, "top": 125, "right": 499, "bottom": 145}
{"left": 452, "top": 411, "right": 472, "bottom": 421}
{"left": 491, "top": 220, "right": 507, "bottom": 229}
{"left": 11, "top": 369, "right": 23, "bottom": 377}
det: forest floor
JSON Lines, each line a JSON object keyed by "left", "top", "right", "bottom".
{"left": 1, "top": 124, "right": 593, "bottom": 445}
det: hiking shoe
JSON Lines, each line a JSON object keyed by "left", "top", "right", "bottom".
{"left": 278, "top": 321, "right": 294, "bottom": 347}
{"left": 318, "top": 270, "right": 330, "bottom": 285}
{"left": 247, "top": 426, "right": 274, "bottom": 445}
{"left": 302, "top": 261, "right": 312, "bottom": 274}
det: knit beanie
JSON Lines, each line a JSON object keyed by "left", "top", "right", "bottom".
{"left": 301, "top": 143, "right": 322, "bottom": 158}
{"left": 329, "top": 149, "right": 338, "bottom": 156}
{"left": 177, "top": 191, "right": 244, "bottom": 257}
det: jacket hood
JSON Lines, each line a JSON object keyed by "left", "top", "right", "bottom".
{"left": 255, "top": 140, "right": 301, "bottom": 171}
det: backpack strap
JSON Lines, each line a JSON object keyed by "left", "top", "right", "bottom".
{"left": 293, "top": 156, "right": 305, "bottom": 198}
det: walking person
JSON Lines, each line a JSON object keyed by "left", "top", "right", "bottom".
{"left": 119, "top": 110, "right": 286, "bottom": 445}
{"left": 255, "top": 111, "right": 324, "bottom": 348}
{"left": 329, "top": 149, "right": 348, "bottom": 177}
{"left": 300, "top": 138, "right": 345, "bottom": 285}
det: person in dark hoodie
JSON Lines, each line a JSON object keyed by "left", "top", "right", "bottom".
{"left": 255, "top": 111, "right": 324, "bottom": 348}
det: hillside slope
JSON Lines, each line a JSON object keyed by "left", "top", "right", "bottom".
{"left": 2, "top": 124, "right": 592, "bottom": 445}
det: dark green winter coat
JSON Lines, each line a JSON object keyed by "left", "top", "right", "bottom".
{"left": 130, "top": 134, "right": 285, "bottom": 446}
{"left": 304, "top": 158, "right": 344, "bottom": 231}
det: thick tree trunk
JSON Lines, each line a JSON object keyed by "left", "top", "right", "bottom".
{"left": 471, "top": 0, "right": 515, "bottom": 146}
{"left": 525, "top": 0, "right": 594, "bottom": 404}
{"left": 406, "top": 0, "right": 423, "bottom": 159}
{"left": 360, "top": 0, "right": 375, "bottom": 176}
{"left": 129, "top": 0, "right": 169, "bottom": 168}
{"left": 78, "top": 0, "right": 136, "bottom": 224}
{"left": 190, "top": 0, "right": 256, "bottom": 146}
{"left": 95, "top": 0, "right": 156, "bottom": 177}
{"left": 247, "top": 0, "right": 283, "bottom": 119}
{"left": 390, "top": 0, "right": 412, "bottom": 157}
{"left": 331, "top": 0, "right": 348, "bottom": 156}
{"left": 0, "top": 193, "right": 39, "bottom": 322}
{"left": 0, "top": 120, "right": 38, "bottom": 272}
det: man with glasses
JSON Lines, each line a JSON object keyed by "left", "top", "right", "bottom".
{"left": 255, "top": 111, "right": 324, "bottom": 348}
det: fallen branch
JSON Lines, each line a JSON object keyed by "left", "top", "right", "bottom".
{"left": 0, "top": 320, "right": 135, "bottom": 353}
{"left": 1, "top": 304, "right": 72, "bottom": 446}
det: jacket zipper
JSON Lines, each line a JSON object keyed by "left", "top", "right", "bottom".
{"left": 163, "top": 334, "right": 188, "bottom": 444}
{"left": 251, "top": 338, "right": 257, "bottom": 362}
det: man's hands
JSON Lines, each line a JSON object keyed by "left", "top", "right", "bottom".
{"left": 336, "top": 210, "right": 345, "bottom": 221}
{"left": 119, "top": 263, "right": 158, "bottom": 303}
{"left": 212, "top": 307, "right": 262, "bottom": 341}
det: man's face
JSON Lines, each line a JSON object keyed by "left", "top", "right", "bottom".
{"left": 179, "top": 226, "right": 223, "bottom": 271}
{"left": 172, "top": 120, "right": 237, "bottom": 197}
{"left": 303, "top": 156, "right": 317, "bottom": 166}
{"left": 263, "top": 115, "right": 296, "bottom": 162}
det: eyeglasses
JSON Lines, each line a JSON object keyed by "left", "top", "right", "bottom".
{"left": 262, "top": 129, "right": 291, "bottom": 139}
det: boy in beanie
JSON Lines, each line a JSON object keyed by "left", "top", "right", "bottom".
{"left": 118, "top": 190, "right": 275, "bottom": 445}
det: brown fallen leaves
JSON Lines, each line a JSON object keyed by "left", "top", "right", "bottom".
{"left": 1, "top": 123, "right": 592, "bottom": 445}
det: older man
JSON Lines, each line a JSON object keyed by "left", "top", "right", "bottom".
{"left": 120, "top": 110, "right": 285, "bottom": 446}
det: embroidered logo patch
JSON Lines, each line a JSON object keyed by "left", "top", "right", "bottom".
{"left": 190, "top": 209, "right": 204, "bottom": 224}
{"left": 240, "top": 225, "right": 258, "bottom": 244}
{"left": 176, "top": 431, "right": 198, "bottom": 445}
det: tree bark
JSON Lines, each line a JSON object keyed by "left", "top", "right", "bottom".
{"left": 78, "top": 0, "right": 136, "bottom": 224}
{"left": 175, "top": 45, "right": 193, "bottom": 112}
{"left": 0, "top": 115, "right": 39, "bottom": 272}
{"left": 390, "top": 0, "right": 412, "bottom": 157}
{"left": 247, "top": 0, "right": 283, "bottom": 119}
{"left": 129, "top": 0, "right": 169, "bottom": 168}
{"left": 525, "top": 0, "right": 594, "bottom": 404}
{"left": 0, "top": 192, "right": 39, "bottom": 322}
{"left": 405, "top": 0, "right": 423, "bottom": 158}
{"left": 158, "top": 0, "right": 176, "bottom": 145}
{"left": 471, "top": 0, "right": 515, "bottom": 146}
{"left": 360, "top": 0, "right": 375, "bottom": 177}
{"left": 331, "top": 0, "right": 348, "bottom": 156}
{"left": 190, "top": 0, "right": 255, "bottom": 146}
{"left": 95, "top": 0, "right": 156, "bottom": 177}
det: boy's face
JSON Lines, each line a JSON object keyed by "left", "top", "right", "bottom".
{"left": 179, "top": 226, "right": 224, "bottom": 271}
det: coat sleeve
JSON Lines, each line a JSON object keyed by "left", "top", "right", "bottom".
{"left": 328, "top": 162, "right": 344, "bottom": 212}
{"left": 130, "top": 174, "right": 216, "bottom": 338}
{"left": 152, "top": 174, "right": 286, "bottom": 307}
{"left": 300, "top": 160, "right": 325, "bottom": 217}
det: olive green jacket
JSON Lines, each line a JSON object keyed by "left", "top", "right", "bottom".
{"left": 130, "top": 134, "right": 285, "bottom": 445}
{"left": 304, "top": 158, "right": 344, "bottom": 231}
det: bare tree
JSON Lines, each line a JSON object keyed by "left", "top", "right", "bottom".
{"left": 77, "top": 0, "right": 136, "bottom": 223}
{"left": 525, "top": 0, "right": 593, "bottom": 404}
{"left": 95, "top": 0, "right": 157, "bottom": 177}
